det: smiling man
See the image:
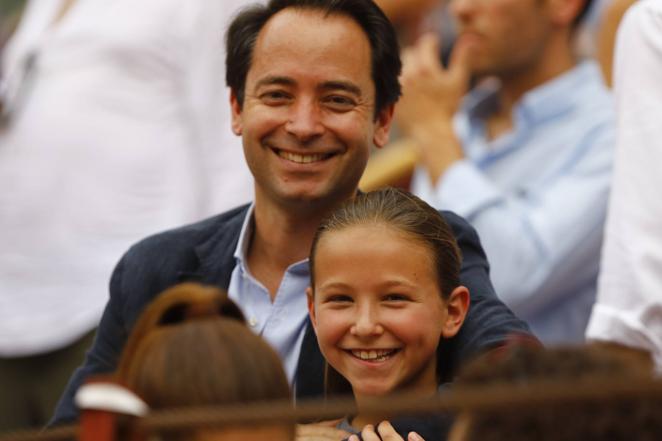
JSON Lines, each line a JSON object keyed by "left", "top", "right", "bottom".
{"left": 52, "top": 0, "right": 533, "bottom": 434}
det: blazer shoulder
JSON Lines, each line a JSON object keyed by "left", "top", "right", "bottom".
{"left": 125, "top": 204, "right": 249, "bottom": 263}
{"left": 439, "top": 210, "right": 481, "bottom": 241}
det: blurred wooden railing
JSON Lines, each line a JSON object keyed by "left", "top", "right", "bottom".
{"left": 2, "top": 376, "right": 662, "bottom": 441}
{"left": 359, "top": 138, "right": 419, "bottom": 192}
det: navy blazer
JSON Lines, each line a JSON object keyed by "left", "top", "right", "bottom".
{"left": 51, "top": 204, "right": 533, "bottom": 424}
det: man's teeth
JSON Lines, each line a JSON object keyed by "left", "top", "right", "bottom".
{"left": 278, "top": 150, "right": 326, "bottom": 164}
{"left": 351, "top": 349, "right": 397, "bottom": 361}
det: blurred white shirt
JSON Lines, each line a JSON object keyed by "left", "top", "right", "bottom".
{"left": 586, "top": 0, "right": 662, "bottom": 373}
{"left": 0, "top": 0, "right": 254, "bottom": 356}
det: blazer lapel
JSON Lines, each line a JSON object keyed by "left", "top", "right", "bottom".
{"left": 178, "top": 205, "right": 249, "bottom": 290}
{"left": 295, "top": 317, "right": 325, "bottom": 400}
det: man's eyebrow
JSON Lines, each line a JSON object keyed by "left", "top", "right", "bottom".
{"left": 253, "top": 77, "right": 362, "bottom": 97}
{"left": 254, "top": 75, "right": 296, "bottom": 90}
{"left": 319, "top": 81, "right": 362, "bottom": 97}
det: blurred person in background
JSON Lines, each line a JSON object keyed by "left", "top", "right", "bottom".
{"left": 586, "top": 0, "right": 662, "bottom": 374}
{"left": 448, "top": 345, "right": 660, "bottom": 441}
{"left": 398, "top": 0, "right": 614, "bottom": 344}
{"left": 376, "top": 0, "right": 446, "bottom": 45}
{"left": 0, "top": 0, "right": 253, "bottom": 430}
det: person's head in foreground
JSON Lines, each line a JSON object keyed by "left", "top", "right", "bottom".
{"left": 449, "top": 344, "right": 662, "bottom": 441}
{"left": 115, "top": 283, "right": 294, "bottom": 441}
{"left": 307, "top": 188, "right": 470, "bottom": 432}
{"left": 226, "top": 0, "right": 401, "bottom": 216}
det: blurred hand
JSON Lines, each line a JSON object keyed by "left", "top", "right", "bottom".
{"left": 348, "top": 421, "right": 426, "bottom": 441}
{"left": 296, "top": 420, "right": 352, "bottom": 441}
{"left": 398, "top": 32, "right": 471, "bottom": 132}
{"left": 397, "top": 33, "right": 472, "bottom": 184}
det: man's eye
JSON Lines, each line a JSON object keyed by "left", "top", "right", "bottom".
{"left": 260, "top": 91, "right": 290, "bottom": 104}
{"left": 323, "top": 95, "right": 356, "bottom": 110}
{"left": 383, "top": 294, "right": 409, "bottom": 302}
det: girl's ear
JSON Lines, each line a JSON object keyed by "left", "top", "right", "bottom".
{"left": 441, "top": 286, "right": 470, "bottom": 339}
{"left": 306, "top": 287, "right": 317, "bottom": 329}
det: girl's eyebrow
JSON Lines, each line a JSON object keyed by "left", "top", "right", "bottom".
{"left": 380, "top": 279, "right": 417, "bottom": 290}
{"left": 318, "top": 281, "right": 353, "bottom": 291}
{"left": 318, "top": 279, "right": 419, "bottom": 292}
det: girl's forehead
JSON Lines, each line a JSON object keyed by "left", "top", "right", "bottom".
{"left": 319, "top": 222, "right": 432, "bottom": 253}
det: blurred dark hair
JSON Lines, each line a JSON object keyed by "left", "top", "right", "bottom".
{"left": 225, "top": 0, "right": 401, "bottom": 118}
{"left": 574, "top": 0, "right": 595, "bottom": 27}
{"left": 454, "top": 345, "right": 662, "bottom": 441}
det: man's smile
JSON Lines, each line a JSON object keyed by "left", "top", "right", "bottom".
{"left": 273, "top": 148, "right": 337, "bottom": 164}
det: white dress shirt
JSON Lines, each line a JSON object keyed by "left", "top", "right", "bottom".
{"left": 227, "top": 205, "right": 309, "bottom": 386}
{"left": 586, "top": 0, "right": 662, "bottom": 373}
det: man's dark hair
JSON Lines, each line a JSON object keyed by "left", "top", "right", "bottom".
{"left": 225, "top": 0, "right": 402, "bottom": 118}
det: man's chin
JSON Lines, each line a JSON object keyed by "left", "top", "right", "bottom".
{"left": 276, "top": 184, "right": 356, "bottom": 207}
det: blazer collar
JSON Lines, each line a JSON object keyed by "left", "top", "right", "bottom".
{"left": 176, "top": 204, "right": 250, "bottom": 289}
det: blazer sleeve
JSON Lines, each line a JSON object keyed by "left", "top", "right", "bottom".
{"left": 49, "top": 256, "right": 131, "bottom": 426}
{"left": 437, "top": 210, "right": 538, "bottom": 380}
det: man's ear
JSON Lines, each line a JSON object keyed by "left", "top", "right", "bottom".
{"left": 373, "top": 104, "right": 395, "bottom": 149}
{"left": 230, "top": 89, "right": 243, "bottom": 136}
{"left": 441, "top": 285, "right": 470, "bottom": 339}
{"left": 306, "top": 287, "right": 317, "bottom": 329}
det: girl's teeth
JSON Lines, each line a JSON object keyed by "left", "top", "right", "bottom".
{"left": 351, "top": 349, "right": 395, "bottom": 361}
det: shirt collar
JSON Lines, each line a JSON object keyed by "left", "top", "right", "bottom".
{"left": 233, "top": 203, "right": 255, "bottom": 266}
{"left": 233, "top": 203, "right": 309, "bottom": 275}
{"left": 464, "top": 60, "right": 602, "bottom": 125}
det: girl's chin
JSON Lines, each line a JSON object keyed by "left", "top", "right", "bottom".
{"left": 351, "top": 384, "right": 395, "bottom": 399}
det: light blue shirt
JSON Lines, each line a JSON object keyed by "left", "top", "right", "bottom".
{"left": 413, "top": 61, "right": 615, "bottom": 344}
{"left": 227, "top": 205, "right": 310, "bottom": 386}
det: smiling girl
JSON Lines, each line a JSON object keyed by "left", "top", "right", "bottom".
{"left": 307, "top": 187, "right": 470, "bottom": 439}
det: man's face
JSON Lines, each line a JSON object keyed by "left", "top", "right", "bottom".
{"left": 450, "top": 0, "right": 554, "bottom": 78}
{"left": 231, "top": 9, "right": 393, "bottom": 211}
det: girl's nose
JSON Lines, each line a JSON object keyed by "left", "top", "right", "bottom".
{"left": 350, "top": 306, "right": 384, "bottom": 337}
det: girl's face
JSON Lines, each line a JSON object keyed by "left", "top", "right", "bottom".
{"left": 308, "top": 224, "right": 466, "bottom": 398}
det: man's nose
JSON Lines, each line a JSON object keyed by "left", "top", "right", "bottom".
{"left": 350, "top": 305, "right": 384, "bottom": 338}
{"left": 285, "top": 99, "right": 324, "bottom": 141}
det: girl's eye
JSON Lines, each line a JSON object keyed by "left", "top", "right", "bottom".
{"left": 383, "top": 294, "right": 410, "bottom": 302}
{"left": 324, "top": 294, "right": 353, "bottom": 304}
